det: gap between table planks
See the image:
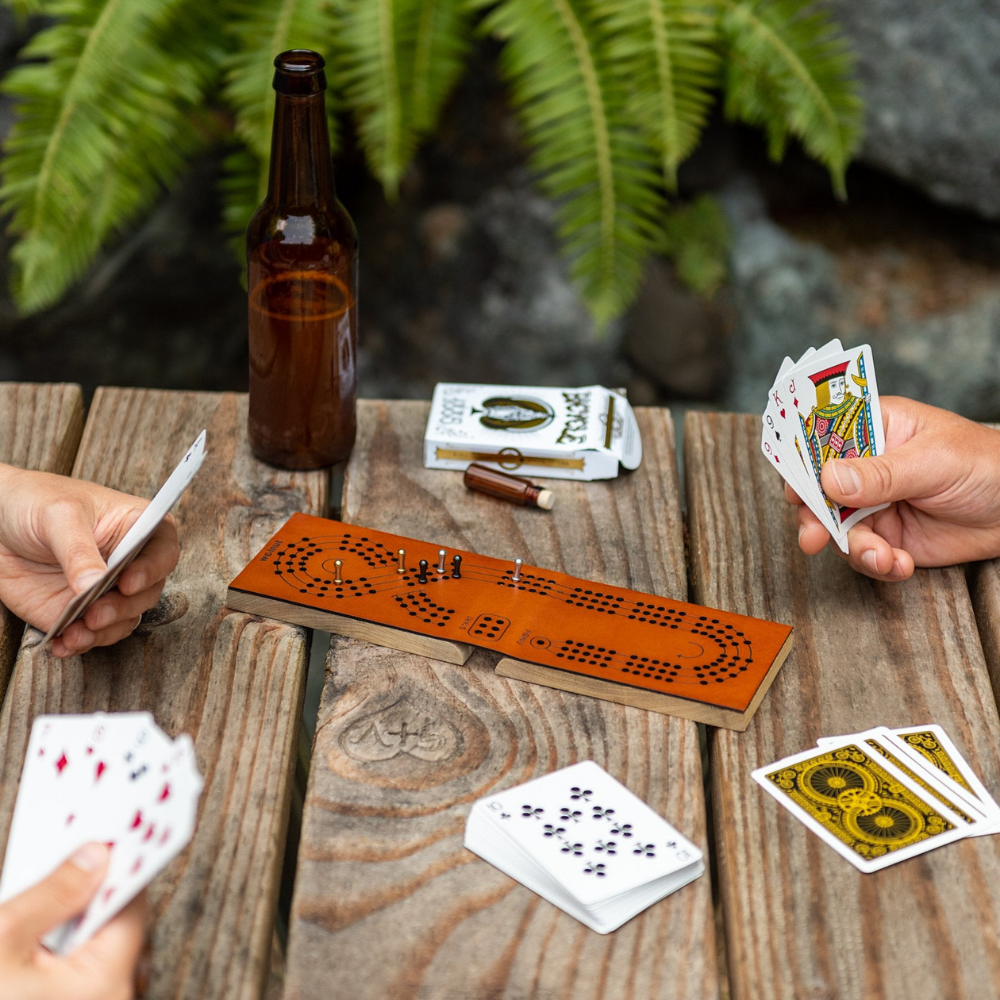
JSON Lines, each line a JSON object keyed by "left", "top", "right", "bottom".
{"left": 967, "top": 425, "right": 1000, "bottom": 717}
{"left": 0, "top": 383, "right": 84, "bottom": 702}
{"left": 0, "top": 388, "right": 328, "bottom": 1000}
{"left": 283, "top": 400, "right": 720, "bottom": 1000}
{"left": 685, "top": 412, "right": 1000, "bottom": 1000}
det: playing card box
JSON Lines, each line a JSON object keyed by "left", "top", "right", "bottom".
{"left": 424, "top": 383, "right": 643, "bottom": 481}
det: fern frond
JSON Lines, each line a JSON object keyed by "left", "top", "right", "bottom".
{"left": 474, "top": 0, "right": 667, "bottom": 327}
{"left": 221, "top": 0, "right": 337, "bottom": 237}
{"left": 332, "top": 0, "right": 471, "bottom": 198}
{"left": 411, "top": 0, "right": 472, "bottom": 133}
{"left": 659, "top": 193, "right": 729, "bottom": 296}
{"left": 332, "top": 0, "right": 418, "bottom": 198}
{"left": 0, "top": 0, "right": 220, "bottom": 312}
{"left": 594, "top": 0, "right": 721, "bottom": 191}
{"left": 719, "top": 0, "right": 861, "bottom": 196}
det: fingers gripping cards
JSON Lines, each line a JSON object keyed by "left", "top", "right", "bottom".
{"left": 760, "top": 342, "right": 887, "bottom": 552}
{"left": 0, "top": 713, "right": 204, "bottom": 954}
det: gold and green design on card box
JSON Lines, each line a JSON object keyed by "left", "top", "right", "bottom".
{"left": 896, "top": 730, "right": 975, "bottom": 795}
{"left": 765, "top": 745, "right": 956, "bottom": 860}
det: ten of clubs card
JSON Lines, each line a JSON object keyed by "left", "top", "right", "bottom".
{"left": 465, "top": 761, "right": 704, "bottom": 933}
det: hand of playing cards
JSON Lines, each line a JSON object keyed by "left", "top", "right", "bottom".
{"left": 754, "top": 725, "right": 999, "bottom": 872}
{"left": 761, "top": 341, "right": 887, "bottom": 553}
{"left": 465, "top": 761, "right": 704, "bottom": 933}
{"left": 0, "top": 713, "right": 203, "bottom": 954}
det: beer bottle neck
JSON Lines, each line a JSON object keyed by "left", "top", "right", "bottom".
{"left": 266, "top": 92, "right": 336, "bottom": 211}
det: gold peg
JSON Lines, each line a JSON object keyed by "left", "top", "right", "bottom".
{"left": 334, "top": 559, "right": 343, "bottom": 585}
{"left": 397, "top": 548, "right": 406, "bottom": 573}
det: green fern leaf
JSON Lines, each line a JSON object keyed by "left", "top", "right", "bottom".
{"left": 474, "top": 0, "right": 667, "bottom": 327}
{"left": 412, "top": 0, "right": 472, "bottom": 133}
{"left": 659, "top": 193, "right": 729, "bottom": 296}
{"left": 332, "top": 0, "right": 471, "bottom": 198}
{"left": 594, "top": 0, "right": 721, "bottom": 191}
{"left": 332, "top": 0, "right": 418, "bottom": 198}
{"left": 0, "top": 0, "right": 220, "bottom": 312}
{"left": 221, "top": 0, "right": 338, "bottom": 238}
{"left": 719, "top": 0, "right": 862, "bottom": 196}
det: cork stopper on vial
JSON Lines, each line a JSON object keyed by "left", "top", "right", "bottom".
{"left": 463, "top": 463, "right": 555, "bottom": 510}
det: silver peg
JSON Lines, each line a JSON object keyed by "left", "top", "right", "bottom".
{"left": 512, "top": 558, "right": 523, "bottom": 583}
{"left": 437, "top": 549, "right": 447, "bottom": 574}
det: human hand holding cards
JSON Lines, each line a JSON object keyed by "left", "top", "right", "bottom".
{"left": 465, "top": 761, "right": 703, "bottom": 933}
{"left": 0, "top": 713, "right": 203, "bottom": 955}
{"left": 0, "top": 430, "right": 206, "bottom": 656}
{"left": 754, "top": 725, "right": 1000, "bottom": 872}
{"left": 762, "top": 341, "right": 887, "bottom": 555}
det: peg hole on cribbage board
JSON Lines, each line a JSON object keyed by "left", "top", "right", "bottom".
{"left": 226, "top": 513, "right": 794, "bottom": 730}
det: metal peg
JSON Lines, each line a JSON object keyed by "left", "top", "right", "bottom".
{"left": 437, "top": 549, "right": 447, "bottom": 574}
{"left": 418, "top": 559, "right": 429, "bottom": 584}
{"left": 334, "top": 559, "right": 343, "bottom": 585}
{"left": 451, "top": 554, "right": 462, "bottom": 579}
{"left": 512, "top": 558, "right": 523, "bottom": 583}
{"left": 397, "top": 549, "right": 406, "bottom": 573}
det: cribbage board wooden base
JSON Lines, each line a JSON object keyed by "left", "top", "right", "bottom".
{"left": 228, "top": 513, "right": 794, "bottom": 729}
{"left": 225, "top": 591, "right": 474, "bottom": 665}
{"left": 496, "top": 627, "right": 793, "bottom": 731}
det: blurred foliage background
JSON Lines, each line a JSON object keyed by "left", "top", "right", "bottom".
{"left": 0, "top": 0, "right": 860, "bottom": 324}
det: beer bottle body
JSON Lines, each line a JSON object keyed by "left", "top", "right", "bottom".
{"left": 247, "top": 50, "right": 357, "bottom": 469}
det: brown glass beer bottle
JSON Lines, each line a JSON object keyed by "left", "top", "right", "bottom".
{"left": 247, "top": 50, "right": 358, "bottom": 469}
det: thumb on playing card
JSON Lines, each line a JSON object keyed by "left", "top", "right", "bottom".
{"left": 38, "top": 501, "right": 108, "bottom": 594}
{"left": 820, "top": 441, "right": 934, "bottom": 508}
{"left": 0, "top": 843, "right": 108, "bottom": 947}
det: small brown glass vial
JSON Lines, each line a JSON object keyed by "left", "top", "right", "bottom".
{"left": 463, "top": 463, "right": 555, "bottom": 509}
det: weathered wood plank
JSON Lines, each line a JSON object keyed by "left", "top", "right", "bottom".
{"left": 284, "top": 400, "right": 719, "bottom": 1000}
{"left": 0, "top": 383, "right": 84, "bottom": 700}
{"left": 0, "top": 388, "right": 328, "bottom": 1000}
{"left": 685, "top": 412, "right": 1000, "bottom": 1000}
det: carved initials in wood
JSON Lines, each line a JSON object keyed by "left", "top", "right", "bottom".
{"left": 340, "top": 699, "right": 463, "bottom": 762}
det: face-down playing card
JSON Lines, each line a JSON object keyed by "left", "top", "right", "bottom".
{"left": 753, "top": 739, "right": 967, "bottom": 872}
{"left": 41, "top": 429, "right": 207, "bottom": 646}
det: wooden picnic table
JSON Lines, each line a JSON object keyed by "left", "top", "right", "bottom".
{"left": 1, "top": 384, "right": 1000, "bottom": 1000}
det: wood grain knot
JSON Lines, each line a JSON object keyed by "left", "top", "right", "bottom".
{"left": 137, "top": 591, "right": 190, "bottom": 632}
{"left": 339, "top": 698, "right": 463, "bottom": 763}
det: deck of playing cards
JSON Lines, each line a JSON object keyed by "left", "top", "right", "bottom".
{"left": 465, "top": 761, "right": 704, "bottom": 933}
{"left": 761, "top": 341, "right": 887, "bottom": 552}
{"left": 753, "top": 725, "right": 1000, "bottom": 872}
{"left": 0, "top": 712, "right": 203, "bottom": 954}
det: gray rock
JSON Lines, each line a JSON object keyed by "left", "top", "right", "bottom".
{"left": 357, "top": 174, "right": 630, "bottom": 398}
{"left": 721, "top": 177, "right": 1000, "bottom": 420}
{"left": 624, "top": 257, "right": 730, "bottom": 399}
{"left": 831, "top": 0, "right": 1000, "bottom": 219}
